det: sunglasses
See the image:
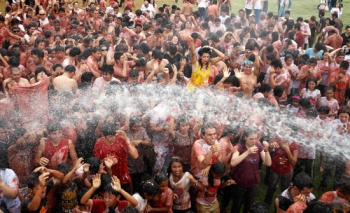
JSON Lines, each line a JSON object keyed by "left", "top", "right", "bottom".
{"left": 13, "top": 30, "right": 19, "bottom": 32}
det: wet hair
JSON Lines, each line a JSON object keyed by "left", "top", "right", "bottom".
{"left": 56, "top": 163, "right": 71, "bottom": 175}
{"left": 299, "top": 98, "right": 312, "bottom": 109}
{"left": 114, "top": 51, "right": 124, "bottom": 61}
{"left": 338, "top": 106, "right": 350, "bottom": 116}
{"left": 152, "top": 50, "right": 163, "bottom": 60}
{"left": 167, "top": 156, "right": 185, "bottom": 175}
{"left": 169, "top": 45, "right": 177, "bottom": 55}
{"left": 200, "top": 123, "right": 216, "bottom": 136}
{"left": 139, "top": 180, "right": 160, "bottom": 197}
{"left": 303, "top": 200, "right": 331, "bottom": 213}
{"left": 65, "top": 65, "right": 76, "bottom": 73}
{"left": 240, "top": 128, "right": 257, "bottom": 145}
{"left": 208, "top": 162, "right": 225, "bottom": 187}
{"left": 46, "top": 121, "right": 62, "bottom": 133}
{"left": 69, "top": 47, "right": 81, "bottom": 57}
{"left": 250, "top": 202, "right": 269, "bottom": 213}
{"left": 84, "top": 157, "right": 101, "bottom": 173}
{"left": 154, "top": 172, "right": 168, "bottom": 184}
{"left": 35, "top": 66, "right": 48, "bottom": 81}
{"left": 273, "top": 85, "right": 284, "bottom": 98}
{"left": 53, "top": 63, "right": 63, "bottom": 71}
{"left": 306, "top": 78, "right": 317, "bottom": 89}
{"left": 340, "top": 61, "right": 350, "bottom": 70}
{"left": 104, "top": 183, "right": 121, "bottom": 197}
{"left": 31, "top": 48, "right": 44, "bottom": 58}
{"left": 100, "top": 64, "right": 114, "bottom": 75}
{"left": 8, "top": 56, "right": 20, "bottom": 67}
{"left": 307, "top": 58, "right": 317, "bottom": 65}
{"left": 317, "top": 106, "right": 330, "bottom": 114}
{"left": 121, "top": 206, "right": 139, "bottom": 213}
{"left": 129, "top": 69, "right": 139, "bottom": 78}
{"left": 27, "top": 172, "right": 42, "bottom": 189}
{"left": 260, "top": 83, "right": 271, "bottom": 93}
{"left": 293, "top": 172, "right": 313, "bottom": 190}
{"left": 266, "top": 53, "right": 276, "bottom": 61}
{"left": 271, "top": 59, "right": 283, "bottom": 68}
{"left": 305, "top": 108, "right": 318, "bottom": 118}
{"left": 129, "top": 116, "right": 142, "bottom": 130}
{"left": 101, "top": 123, "right": 117, "bottom": 136}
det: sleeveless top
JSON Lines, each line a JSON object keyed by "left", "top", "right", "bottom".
{"left": 169, "top": 172, "right": 191, "bottom": 210}
{"left": 43, "top": 138, "right": 69, "bottom": 169}
{"left": 186, "top": 65, "right": 211, "bottom": 90}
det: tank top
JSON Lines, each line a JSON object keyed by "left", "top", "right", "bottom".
{"left": 186, "top": 65, "right": 211, "bottom": 90}
{"left": 43, "top": 138, "right": 69, "bottom": 169}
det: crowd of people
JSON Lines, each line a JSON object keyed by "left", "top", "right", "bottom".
{"left": 0, "top": 0, "right": 350, "bottom": 212}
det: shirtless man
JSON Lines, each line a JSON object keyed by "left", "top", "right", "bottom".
{"left": 145, "top": 50, "right": 169, "bottom": 77}
{"left": 2, "top": 67, "right": 30, "bottom": 97}
{"left": 86, "top": 46, "right": 102, "bottom": 78}
{"left": 52, "top": 65, "right": 78, "bottom": 92}
{"left": 146, "top": 28, "right": 164, "bottom": 49}
{"left": 182, "top": 0, "right": 193, "bottom": 17}
{"left": 26, "top": 48, "right": 53, "bottom": 77}
{"left": 236, "top": 60, "right": 258, "bottom": 97}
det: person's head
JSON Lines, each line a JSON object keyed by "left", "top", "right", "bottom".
{"left": 339, "top": 60, "right": 350, "bottom": 74}
{"left": 338, "top": 107, "right": 350, "bottom": 123}
{"left": 299, "top": 98, "right": 312, "bottom": 110}
{"left": 53, "top": 63, "right": 64, "bottom": 75}
{"left": 242, "top": 59, "right": 253, "bottom": 74}
{"left": 219, "top": 125, "right": 239, "bottom": 145}
{"left": 154, "top": 172, "right": 168, "bottom": 192}
{"left": 69, "top": 47, "right": 81, "bottom": 58}
{"left": 292, "top": 172, "right": 313, "bottom": 196}
{"left": 64, "top": 65, "right": 76, "bottom": 78}
{"left": 336, "top": 178, "right": 350, "bottom": 201}
{"left": 121, "top": 206, "right": 139, "bottom": 213}
{"left": 31, "top": 48, "right": 44, "bottom": 65}
{"left": 335, "top": 52, "right": 345, "bottom": 64}
{"left": 128, "top": 69, "right": 139, "bottom": 84}
{"left": 167, "top": 156, "right": 185, "bottom": 176}
{"left": 46, "top": 121, "right": 63, "bottom": 142}
{"left": 91, "top": 46, "right": 102, "bottom": 60}
{"left": 27, "top": 172, "right": 47, "bottom": 198}
{"left": 129, "top": 116, "right": 142, "bottom": 133}
{"left": 152, "top": 50, "right": 164, "bottom": 63}
{"left": 139, "top": 180, "right": 159, "bottom": 200}
{"left": 34, "top": 66, "right": 48, "bottom": 82}
{"left": 323, "top": 86, "right": 334, "bottom": 100}
{"left": 266, "top": 53, "right": 276, "bottom": 65}
{"left": 291, "top": 96, "right": 300, "bottom": 107}
{"left": 85, "top": 157, "right": 101, "bottom": 174}
{"left": 208, "top": 162, "right": 225, "bottom": 187}
{"left": 284, "top": 54, "right": 294, "bottom": 66}
{"left": 197, "top": 46, "right": 211, "bottom": 67}
{"left": 200, "top": 123, "right": 217, "bottom": 145}
{"left": 317, "top": 106, "right": 330, "bottom": 120}
{"left": 102, "top": 183, "right": 122, "bottom": 208}
{"left": 303, "top": 200, "right": 331, "bottom": 213}
{"left": 10, "top": 67, "right": 21, "bottom": 82}
{"left": 176, "top": 116, "right": 190, "bottom": 134}
{"left": 240, "top": 128, "right": 258, "bottom": 147}
{"left": 100, "top": 64, "right": 114, "bottom": 82}
{"left": 101, "top": 123, "right": 117, "bottom": 143}
{"left": 250, "top": 202, "right": 269, "bottom": 213}
{"left": 271, "top": 59, "right": 283, "bottom": 74}
{"left": 273, "top": 85, "right": 284, "bottom": 98}
{"left": 306, "top": 78, "right": 317, "bottom": 91}
{"left": 260, "top": 83, "right": 272, "bottom": 97}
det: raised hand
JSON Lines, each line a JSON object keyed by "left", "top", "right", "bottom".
{"left": 104, "top": 156, "right": 118, "bottom": 169}
{"left": 74, "top": 158, "right": 84, "bottom": 170}
{"left": 248, "top": 146, "right": 259, "bottom": 154}
{"left": 39, "top": 157, "right": 49, "bottom": 167}
{"left": 83, "top": 164, "right": 90, "bottom": 173}
{"left": 39, "top": 172, "right": 50, "bottom": 187}
{"left": 111, "top": 176, "right": 121, "bottom": 192}
{"left": 92, "top": 174, "right": 101, "bottom": 189}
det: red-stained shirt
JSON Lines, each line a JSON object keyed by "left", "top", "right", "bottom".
{"left": 295, "top": 30, "right": 304, "bottom": 48}
{"left": 270, "top": 137, "right": 299, "bottom": 174}
{"left": 0, "top": 27, "right": 11, "bottom": 47}
{"left": 319, "top": 191, "right": 350, "bottom": 212}
{"left": 151, "top": 188, "right": 174, "bottom": 213}
{"left": 43, "top": 138, "right": 69, "bottom": 169}
{"left": 91, "top": 199, "right": 129, "bottom": 213}
{"left": 329, "top": 70, "right": 350, "bottom": 104}
{"left": 298, "top": 65, "right": 322, "bottom": 93}
{"left": 93, "top": 135, "right": 131, "bottom": 184}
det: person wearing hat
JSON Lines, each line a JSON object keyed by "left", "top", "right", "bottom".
{"left": 341, "top": 25, "right": 350, "bottom": 46}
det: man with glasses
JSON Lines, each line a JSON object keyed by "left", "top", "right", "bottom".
{"left": 38, "top": 10, "right": 48, "bottom": 27}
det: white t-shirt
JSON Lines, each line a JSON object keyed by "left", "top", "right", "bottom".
{"left": 132, "top": 193, "right": 147, "bottom": 212}
{"left": 0, "top": 169, "right": 21, "bottom": 213}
